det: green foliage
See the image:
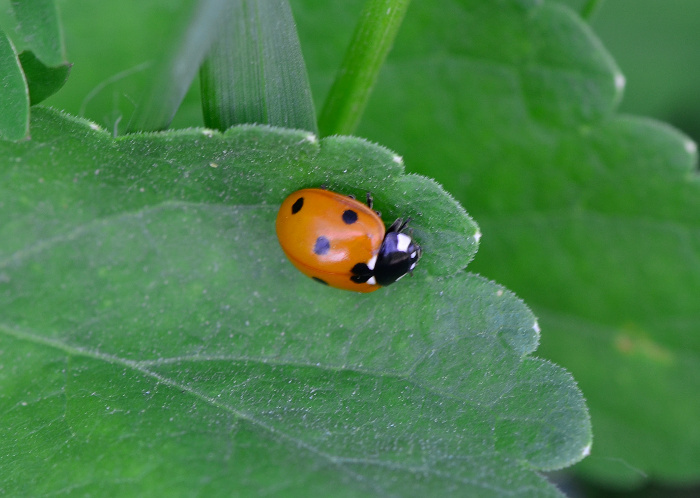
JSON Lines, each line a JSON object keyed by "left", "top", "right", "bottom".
{"left": 589, "top": 0, "right": 700, "bottom": 145}
{"left": 4, "top": 0, "right": 698, "bottom": 494}
{"left": 200, "top": 0, "right": 317, "bottom": 133}
{"left": 0, "top": 0, "right": 70, "bottom": 139}
{"left": 0, "top": 108, "right": 589, "bottom": 496}
{"left": 10, "top": 0, "right": 65, "bottom": 66}
{"left": 127, "top": 0, "right": 229, "bottom": 132}
{"left": 0, "top": 28, "right": 28, "bottom": 140}
{"left": 19, "top": 50, "right": 71, "bottom": 105}
{"left": 318, "top": 0, "right": 410, "bottom": 136}
{"left": 295, "top": 0, "right": 700, "bottom": 488}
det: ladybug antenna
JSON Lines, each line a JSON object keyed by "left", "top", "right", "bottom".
{"left": 387, "top": 217, "right": 412, "bottom": 233}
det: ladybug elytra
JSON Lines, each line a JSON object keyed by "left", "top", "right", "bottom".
{"left": 275, "top": 188, "right": 422, "bottom": 292}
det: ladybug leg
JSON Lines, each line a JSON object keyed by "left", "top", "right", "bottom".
{"left": 350, "top": 262, "right": 374, "bottom": 283}
{"left": 387, "top": 217, "right": 411, "bottom": 233}
{"left": 347, "top": 194, "right": 356, "bottom": 200}
{"left": 365, "top": 192, "right": 382, "bottom": 216}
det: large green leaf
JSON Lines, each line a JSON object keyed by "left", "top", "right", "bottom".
{"left": 0, "top": 108, "right": 589, "bottom": 496}
{"left": 298, "top": 0, "right": 700, "bottom": 488}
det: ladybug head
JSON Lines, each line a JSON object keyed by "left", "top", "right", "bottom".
{"left": 372, "top": 218, "right": 422, "bottom": 287}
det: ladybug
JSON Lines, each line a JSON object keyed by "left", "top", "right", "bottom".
{"left": 276, "top": 188, "right": 422, "bottom": 293}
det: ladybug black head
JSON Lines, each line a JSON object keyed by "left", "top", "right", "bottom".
{"left": 372, "top": 218, "right": 422, "bottom": 287}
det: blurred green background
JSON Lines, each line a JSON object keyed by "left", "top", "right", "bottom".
{"left": 543, "top": 4, "right": 700, "bottom": 496}
{"left": 18, "top": 0, "right": 700, "bottom": 147}
{"left": 527, "top": 3, "right": 700, "bottom": 496}
{"left": 548, "top": 7, "right": 700, "bottom": 494}
{"left": 590, "top": 0, "right": 700, "bottom": 148}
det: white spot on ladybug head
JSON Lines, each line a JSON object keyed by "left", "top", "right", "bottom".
{"left": 367, "top": 277, "right": 377, "bottom": 285}
{"left": 409, "top": 262, "right": 417, "bottom": 270}
{"left": 410, "top": 251, "right": 417, "bottom": 259}
{"left": 367, "top": 255, "right": 378, "bottom": 270}
{"left": 397, "top": 233, "right": 412, "bottom": 253}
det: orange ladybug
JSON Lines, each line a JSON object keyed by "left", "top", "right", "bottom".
{"left": 275, "top": 188, "right": 422, "bottom": 292}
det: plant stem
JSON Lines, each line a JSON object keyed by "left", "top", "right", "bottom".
{"left": 580, "top": 0, "right": 604, "bottom": 20}
{"left": 318, "top": 0, "right": 410, "bottom": 137}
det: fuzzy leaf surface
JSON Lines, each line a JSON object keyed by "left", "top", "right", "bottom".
{"left": 0, "top": 108, "right": 589, "bottom": 496}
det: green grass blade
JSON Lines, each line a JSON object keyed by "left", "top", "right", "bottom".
{"left": 318, "top": 0, "right": 410, "bottom": 137}
{"left": 200, "top": 0, "right": 317, "bottom": 134}
{"left": 581, "top": 0, "right": 605, "bottom": 20}
{"left": 0, "top": 29, "right": 29, "bottom": 141}
{"left": 127, "top": 0, "right": 228, "bottom": 133}
{"left": 10, "top": 0, "right": 65, "bottom": 66}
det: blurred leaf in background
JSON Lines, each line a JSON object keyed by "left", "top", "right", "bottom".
{"left": 296, "top": 0, "right": 700, "bottom": 493}
{"left": 589, "top": 0, "right": 700, "bottom": 147}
